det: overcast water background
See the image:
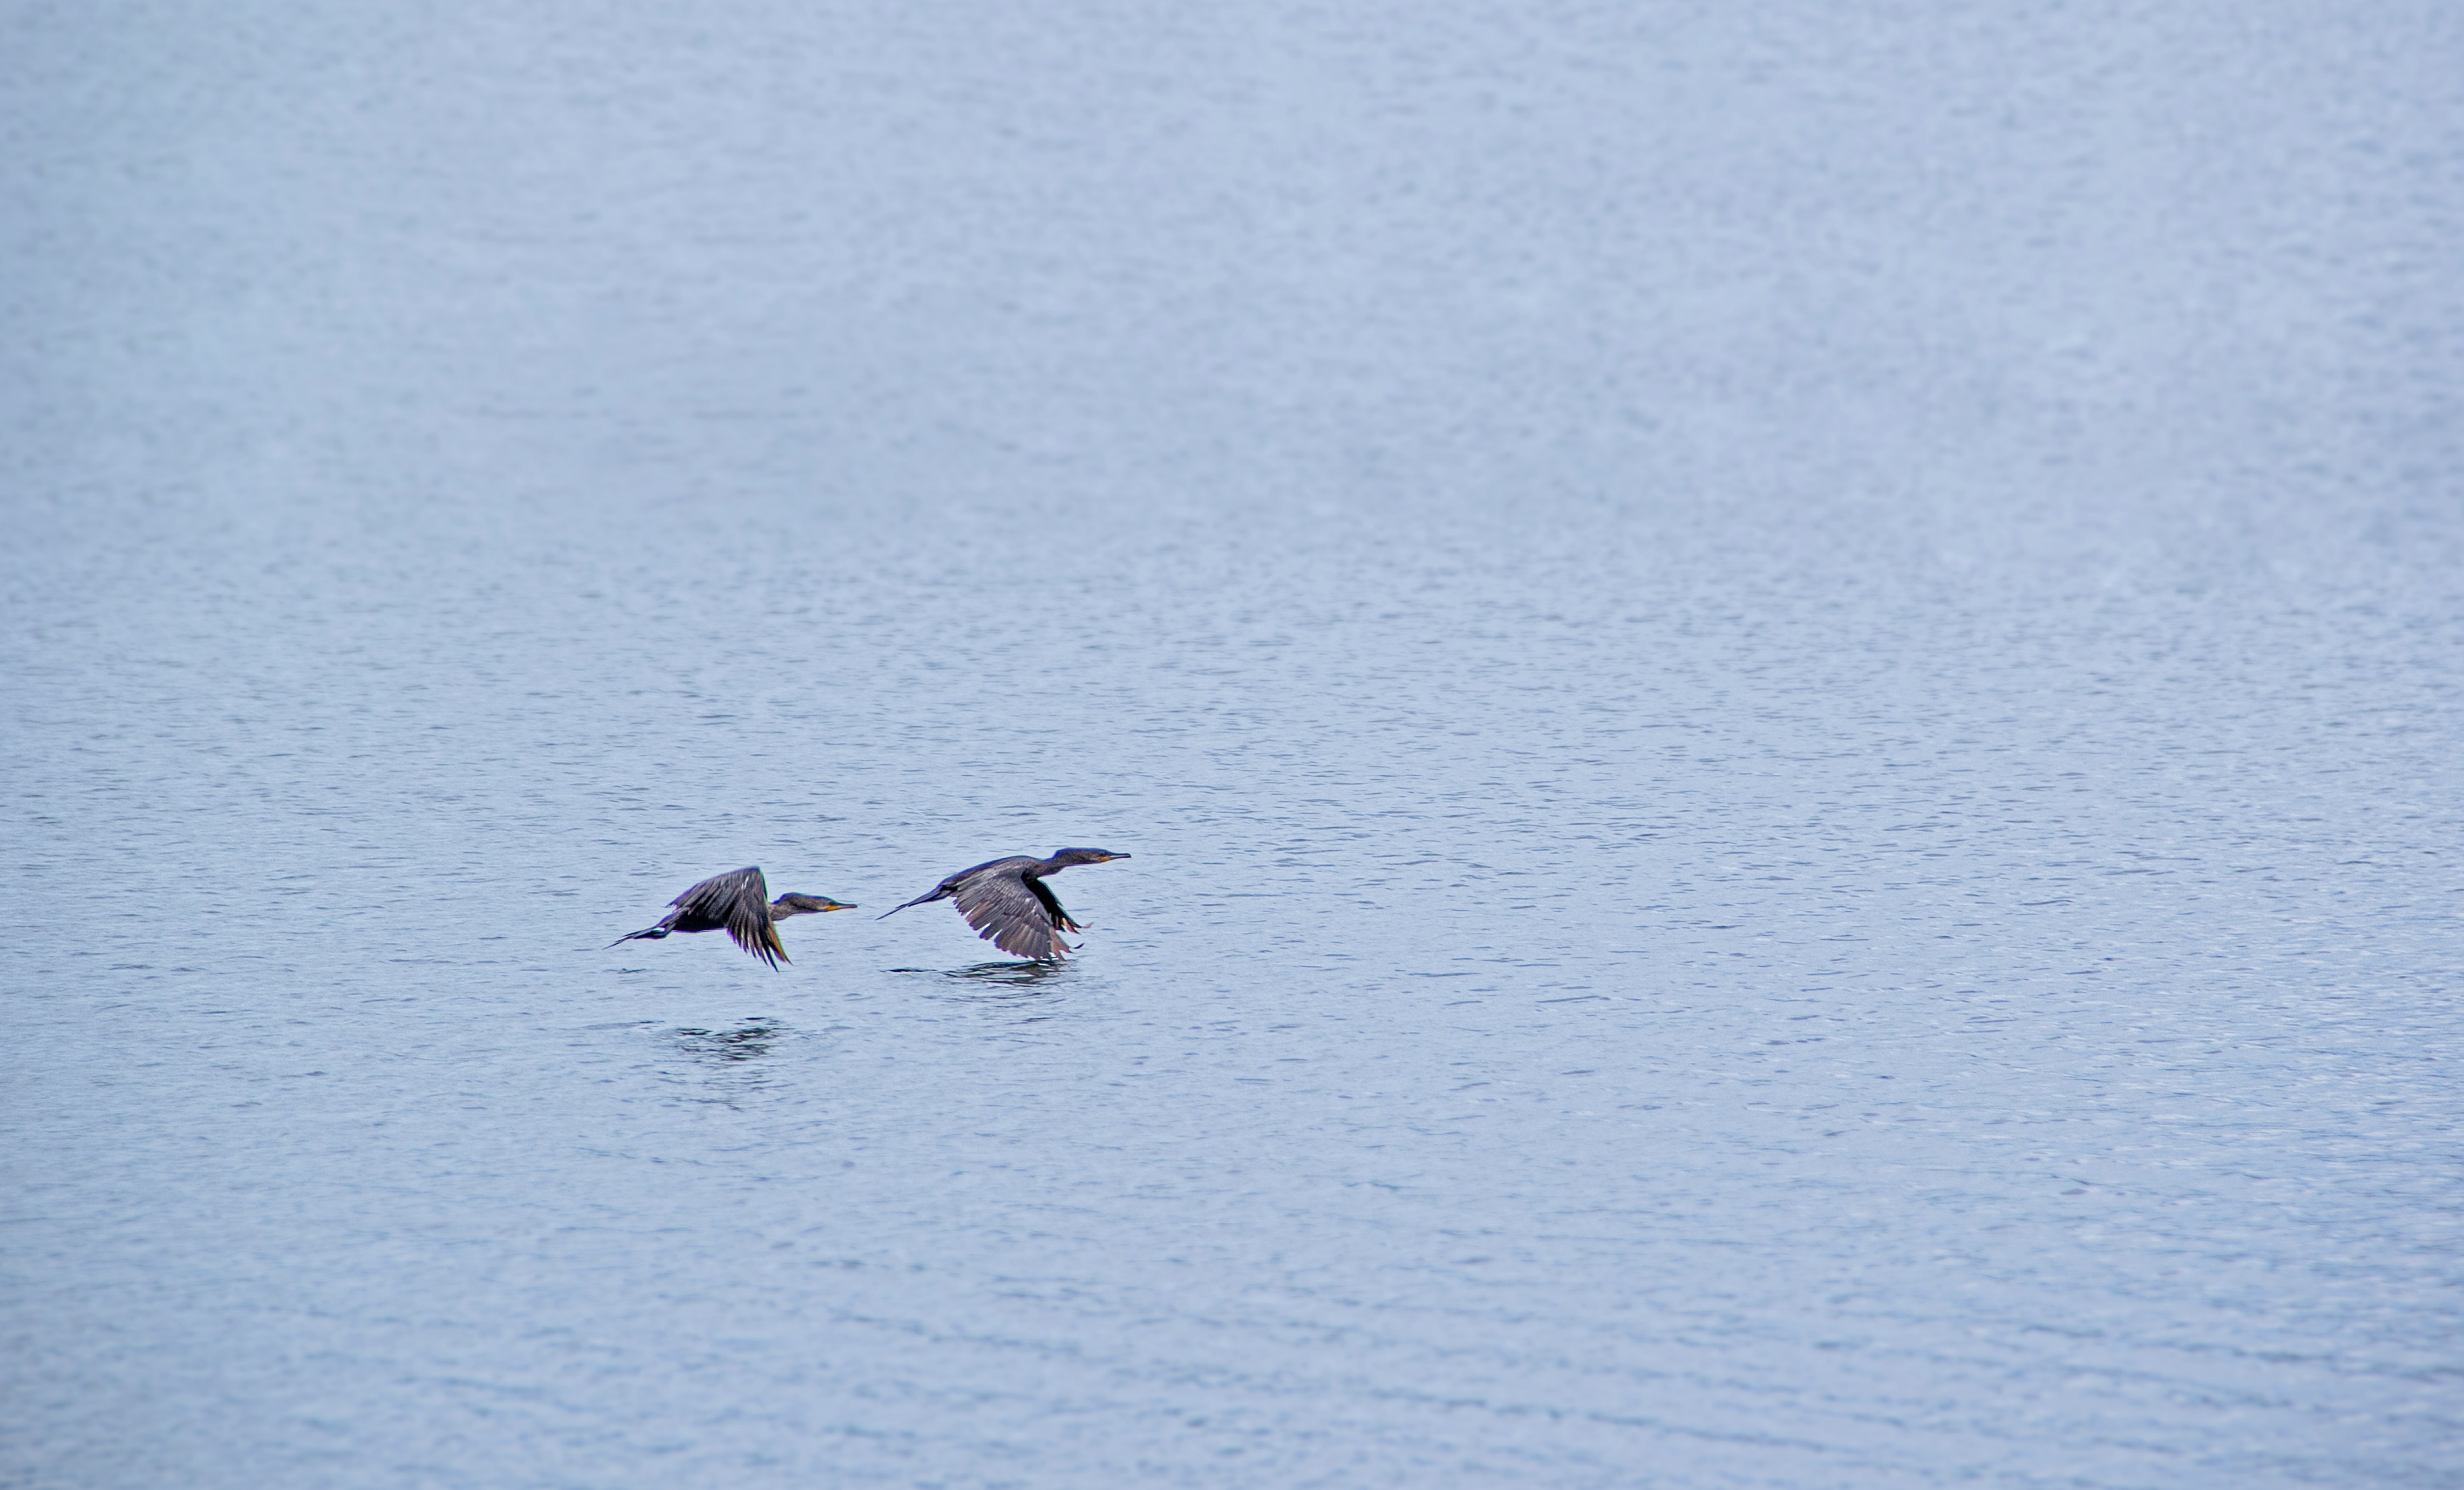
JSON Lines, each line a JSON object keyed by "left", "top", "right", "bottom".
{"left": 6, "top": 4, "right": 2462, "bottom": 1487}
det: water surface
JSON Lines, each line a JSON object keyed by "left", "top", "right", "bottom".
{"left": 6, "top": 4, "right": 2461, "bottom": 1487}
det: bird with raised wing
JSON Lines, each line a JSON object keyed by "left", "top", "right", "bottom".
{"left": 879, "top": 848, "right": 1130, "bottom": 961}
{"left": 609, "top": 867, "right": 855, "bottom": 968}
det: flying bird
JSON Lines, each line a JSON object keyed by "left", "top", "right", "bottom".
{"left": 609, "top": 867, "right": 854, "bottom": 968}
{"left": 879, "top": 848, "right": 1130, "bottom": 961}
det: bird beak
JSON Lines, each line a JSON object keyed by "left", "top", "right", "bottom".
{"left": 1106, "top": 853, "right": 1132, "bottom": 861}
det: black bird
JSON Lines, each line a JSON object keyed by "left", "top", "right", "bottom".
{"left": 879, "top": 848, "right": 1130, "bottom": 961}
{"left": 609, "top": 867, "right": 855, "bottom": 968}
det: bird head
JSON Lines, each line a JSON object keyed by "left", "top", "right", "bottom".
{"left": 1049, "top": 848, "right": 1131, "bottom": 866}
{"left": 771, "top": 894, "right": 857, "bottom": 917}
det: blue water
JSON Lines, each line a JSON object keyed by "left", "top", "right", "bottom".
{"left": 6, "top": 4, "right": 2461, "bottom": 1487}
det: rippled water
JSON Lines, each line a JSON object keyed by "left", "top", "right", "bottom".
{"left": 7, "top": 5, "right": 2461, "bottom": 1487}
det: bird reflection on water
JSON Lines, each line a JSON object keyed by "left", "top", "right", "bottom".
{"left": 892, "top": 960, "right": 1076, "bottom": 1026}
{"left": 890, "top": 959, "right": 1073, "bottom": 989}
{"left": 670, "top": 1022, "right": 785, "bottom": 1062}
{"left": 662, "top": 1021, "right": 798, "bottom": 1107}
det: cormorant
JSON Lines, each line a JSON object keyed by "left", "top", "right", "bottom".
{"left": 609, "top": 867, "right": 854, "bottom": 968}
{"left": 879, "top": 848, "right": 1130, "bottom": 961}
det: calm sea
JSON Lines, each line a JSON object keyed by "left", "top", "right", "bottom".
{"left": 6, "top": 4, "right": 2459, "bottom": 1486}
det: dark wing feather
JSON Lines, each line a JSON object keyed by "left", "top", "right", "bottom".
{"left": 882, "top": 856, "right": 1024, "bottom": 918}
{"left": 1024, "top": 876, "right": 1082, "bottom": 933}
{"left": 951, "top": 866, "right": 1073, "bottom": 961}
{"left": 674, "top": 867, "right": 787, "bottom": 968}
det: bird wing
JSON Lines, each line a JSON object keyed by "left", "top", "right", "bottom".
{"left": 881, "top": 856, "right": 1016, "bottom": 917}
{"left": 1025, "top": 875, "right": 1083, "bottom": 933}
{"left": 951, "top": 866, "right": 1074, "bottom": 960}
{"left": 675, "top": 866, "right": 788, "bottom": 968}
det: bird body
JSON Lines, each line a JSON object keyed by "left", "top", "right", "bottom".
{"left": 609, "top": 867, "right": 854, "bottom": 968}
{"left": 880, "top": 848, "right": 1130, "bottom": 961}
